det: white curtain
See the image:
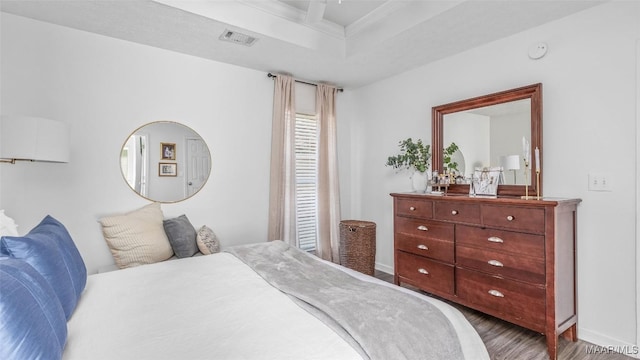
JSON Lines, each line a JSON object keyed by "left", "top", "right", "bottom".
{"left": 267, "top": 75, "right": 297, "bottom": 246}
{"left": 267, "top": 77, "right": 341, "bottom": 261}
{"left": 315, "top": 84, "right": 341, "bottom": 262}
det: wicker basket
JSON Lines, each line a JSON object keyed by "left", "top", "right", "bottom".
{"left": 339, "top": 220, "right": 376, "bottom": 276}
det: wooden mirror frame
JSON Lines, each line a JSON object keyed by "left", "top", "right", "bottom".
{"left": 432, "top": 83, "right": 542, "bottom": 197}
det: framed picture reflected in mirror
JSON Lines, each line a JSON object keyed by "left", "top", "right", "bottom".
{"left": 161, "top": 142, "right": 176, "bottom": 160}
{"left": 159, "top": 162, "right": 177, "bottom": 177}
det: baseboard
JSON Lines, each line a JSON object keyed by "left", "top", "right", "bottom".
{"left": 578, "top": 327, "right": 640, "bottom": 358}
{"left": 374, "top": 262, "right": 393, "bottom": 275}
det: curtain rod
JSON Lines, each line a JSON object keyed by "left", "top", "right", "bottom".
{"left": 267, "top": 73, "right": 343, "bottom": 92}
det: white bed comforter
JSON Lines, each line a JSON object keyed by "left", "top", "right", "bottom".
{"left": 64, "top": 251, "right": 488, "bottom": 360}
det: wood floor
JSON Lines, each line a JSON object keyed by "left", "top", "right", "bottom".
{"left": 374, "top": 270, "right": 635, "bottom": 360}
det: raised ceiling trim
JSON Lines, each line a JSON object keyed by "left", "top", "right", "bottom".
{"left": 153, "top": 0, "right": 345, "bottom": 52}
{"left": 345, "top": 1, "right": 409, "bottom": 37}
{"left": 238, "top": 0, "right": 345, "bottom": 38}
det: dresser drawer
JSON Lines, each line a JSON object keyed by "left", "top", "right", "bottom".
{"left": 395, "top": 197, "right": 433, "bottom": 218}
{"left": 395, "top": 233, "right": 454, "bottom": 263}
{"left": 457, "top": 245, "right": 545, "bottom": 284}
{"left": 456, "top": 225, "right": 544, "bottom": 259}
{"left": 482, "top": 205, "right": 545, "bottom": 234}
{"left": 456, "top": 268, "right": 545, "bottom": 330}
{"left": 395, "top": 217, "right": 454, "bottom": 241}
{"left": 396, "top": 251, "right": 454, "bottom": 295}
{"left": 434, "top": 201, "right": 480, "bottom": 224}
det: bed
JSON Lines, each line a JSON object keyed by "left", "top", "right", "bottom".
{"left": 1, "top": 213, "right": 489, "bottom": 360}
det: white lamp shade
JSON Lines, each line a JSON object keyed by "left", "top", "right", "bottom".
{"left": 1, "top": 116, "right": 70, "bottom": 162}
{"left": 500, "top": 155, "right": 520, "bottom": 171}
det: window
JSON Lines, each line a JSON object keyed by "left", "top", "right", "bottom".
{"left": 294, "top": 113, "right": 318, "bottom": 252}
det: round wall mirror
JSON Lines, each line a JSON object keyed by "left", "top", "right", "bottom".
{"left": 120, "top": 121, "right": 211, "bottom": 203}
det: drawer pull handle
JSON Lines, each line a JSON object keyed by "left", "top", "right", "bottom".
{"left": 409, "top": 206, "right": 416, "bottom": 211}
{"left": 487, "top": 236, "right": 504, "bottom": 243}
{"left": 418, "top": 268, "right": 429, "bottom": 275}
{"left": 417, "top": 244, "right": 429, "bottom": 251}
{"left": 488, "top": 289, "right": 505, "bottom": 298}
{"left": 488, "top": 260, "right": 504, "bottom": 267}
{"left": 506, "top": 215, "right": 515, "bottom": 221}
{"left": 417, "top": 225, "right": 428, "bottom": 231}
{"left": 451, "top": 210, "right": 458, "bottom": 215}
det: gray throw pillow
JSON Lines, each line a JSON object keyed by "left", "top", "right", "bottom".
{"left": 163, "top": 215, "right": 198, "bottom": 258}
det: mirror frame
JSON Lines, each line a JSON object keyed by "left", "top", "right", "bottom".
{"left": 432, "top": 83, "right": 542, "bottom": 197}
{"left": 120, "top": 120, "right": 212, "bottom": 203}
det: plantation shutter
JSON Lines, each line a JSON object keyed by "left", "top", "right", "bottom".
{"left": 295, "top": 114, "right": 318, "bottom": 252}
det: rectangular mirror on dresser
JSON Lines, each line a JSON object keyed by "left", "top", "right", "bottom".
{"left": 392, "top": 84, "right": 581, "bottom": 360}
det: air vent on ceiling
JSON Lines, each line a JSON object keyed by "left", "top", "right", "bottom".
{"left": 219, "top": 30, "right": 258, "bottom": 47}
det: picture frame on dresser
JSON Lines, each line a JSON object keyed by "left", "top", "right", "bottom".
{"left": 470, "top": 167, "right": 501, "bottom": 197}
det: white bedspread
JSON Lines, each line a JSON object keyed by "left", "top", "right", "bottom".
{"left": 64, "top": 252, "right": 488, "bottom": 360}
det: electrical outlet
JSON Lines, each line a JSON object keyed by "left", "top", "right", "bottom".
{"left": 588, "top": 173, "right": 612, "bottom": 192}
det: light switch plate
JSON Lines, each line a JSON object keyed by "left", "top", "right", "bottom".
{"left": 588, "top": 173, "right": 612, "bottom": 192}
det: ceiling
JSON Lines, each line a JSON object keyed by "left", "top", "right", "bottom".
{"left": 1, "top": 0, "right": 605, "bottom": 89}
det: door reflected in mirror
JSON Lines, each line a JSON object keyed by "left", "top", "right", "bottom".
{"left": 120, "top": 121, "right": 211, "bottom": 203}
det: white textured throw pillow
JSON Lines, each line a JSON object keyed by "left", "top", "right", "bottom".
{"left": 98, "top": 203, "right": 173, "bottom": 269}
{"left": 196, "top": 225, "right": 220, "bottom": 255}
{"left": 0, "top": 210, "right": 19, "bottom": 236}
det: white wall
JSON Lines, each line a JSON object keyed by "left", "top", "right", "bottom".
{"left": 444, "top": 112, "right": 490, "bottom": 175}
{"left": 0, "top": 13, "right": 354, "bottom": 276}
{"left": 0, "top": 13, "right": 279, "bottom": 274}
{"left": 636, "top": 39, "right": 640, "bottom": 354}
{"left": 346, "top": 0, "right": 639, "bottom": 349}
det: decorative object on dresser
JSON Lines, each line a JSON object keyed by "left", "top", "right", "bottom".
{"left": 469, "top": 167, "right": 501, "bottom": 197}
{"left": 385, "top": 137, "right": 431, "bottom": 193}
{"left": 391, "top": 193, "right": 581, "bottom": 360}
{"left": 522, "top": 136, "right": 532, "bottom": 199}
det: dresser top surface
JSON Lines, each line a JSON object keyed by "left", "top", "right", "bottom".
{"left": 390, "top": 192, "right": 582, "bottom": 207}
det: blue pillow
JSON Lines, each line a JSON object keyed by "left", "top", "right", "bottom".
{"left": 36, "top": 216, "right": 87, "bottom": 298}
{"left": 0, "top": 258, "right": 67, "bottom": 360}
{"left": 0, "top": 215, "right": 86, "bottom": 319}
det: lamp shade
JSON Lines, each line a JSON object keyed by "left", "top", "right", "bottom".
{"left": 0, "top": 116, "right": 69, "bottom": 163}
{"left": 500, "top": 155, "right": 520, "bottom": 171}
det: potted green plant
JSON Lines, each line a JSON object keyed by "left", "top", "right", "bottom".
{"left": 386, "top": 138, "right": 431, "bottom": 192}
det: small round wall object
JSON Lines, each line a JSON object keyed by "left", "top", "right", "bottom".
{"left": 528, "top": 42, "right": 548, "bottom": 59}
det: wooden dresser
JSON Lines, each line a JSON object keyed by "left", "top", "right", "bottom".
{"left": 391, "top": 193, "right": 581, "bottom": 360}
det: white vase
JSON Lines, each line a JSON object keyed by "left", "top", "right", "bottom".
{"left": 411, "top": 170, "right": 429, "bottom": 193}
